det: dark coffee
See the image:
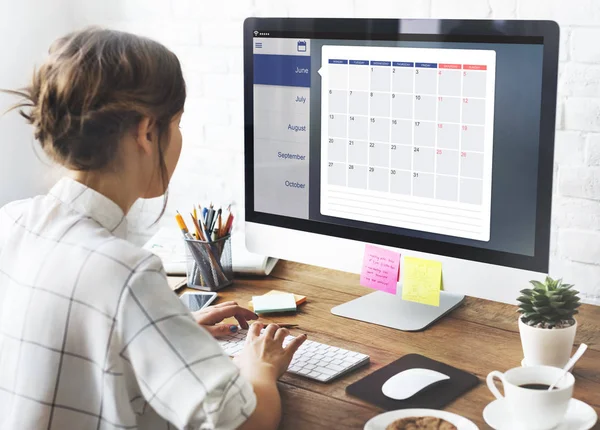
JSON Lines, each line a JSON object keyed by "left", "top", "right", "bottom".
{"left": 519, "top": 383, "right": 556, "bottom": 390}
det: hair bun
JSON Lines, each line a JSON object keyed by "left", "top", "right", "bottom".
{"left": 3, "top": 27, "right": 186, "bottom": 172}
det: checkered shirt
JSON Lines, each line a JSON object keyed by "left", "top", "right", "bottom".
{"left": 0, "top": 177, "right": 256, "bottom": 430}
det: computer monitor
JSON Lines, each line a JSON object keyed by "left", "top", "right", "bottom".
{"left": 243, "top": 18, "right": 559, "bottom": 331}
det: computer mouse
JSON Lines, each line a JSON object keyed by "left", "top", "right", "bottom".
{"left": 382, "top": 368, "right": 450, "bottom": 400}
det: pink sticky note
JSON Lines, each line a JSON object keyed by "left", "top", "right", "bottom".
{"left": 360, "top": 244, "right": 400, "bottom": 294}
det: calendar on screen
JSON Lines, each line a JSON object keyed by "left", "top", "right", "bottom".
{"left": 320, "top": 45, "right": 496, "bottom": 241}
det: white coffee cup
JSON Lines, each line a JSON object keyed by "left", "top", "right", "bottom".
{"left": 486, "top": 365, "right": 574, "bottom": 430}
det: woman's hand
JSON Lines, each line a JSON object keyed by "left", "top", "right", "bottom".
{"left": 192, "top": 301, "right": 258, "bottom": 338}
{"left": 233, "top": 322, "right": 307, "bottom": 382}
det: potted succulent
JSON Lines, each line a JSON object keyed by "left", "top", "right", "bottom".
{"left": 517, "top": 276, "right": 581, "bottom": 368}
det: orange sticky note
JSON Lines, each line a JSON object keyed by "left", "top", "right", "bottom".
{"left": 402, "top": 256, "right": 442, "bottom": 307}
{"left": 360, "top": 244, "right": 400, "bottom": 294}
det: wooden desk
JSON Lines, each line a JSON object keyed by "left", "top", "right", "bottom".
{"left": 171, "top": 261, "right": 600, "bottom": 429}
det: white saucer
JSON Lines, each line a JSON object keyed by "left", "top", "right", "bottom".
{"left": 364, "top": 408, "right": 478, "bottom": 430}
{"left": 483, "top": 398, "right": 598, "bottom": 430}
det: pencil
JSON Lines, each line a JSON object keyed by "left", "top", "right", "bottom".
{"left": 190, "top": 212, "right": 204, "bottom": 240}
{"left": 216, "top": 210, "right": 222, "bottom": 238}
{"left": 225, "top": 214, "right": 234, "bottom": 235}
{"left": 175, "top": 211, "right": 192, "bottom": 238}
{"left": 221, "top": 211, "right": 230, "bottom": 237}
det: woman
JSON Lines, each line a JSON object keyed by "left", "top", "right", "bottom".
{"left": 0, "top": 27, "right": 305, "bottom": 430}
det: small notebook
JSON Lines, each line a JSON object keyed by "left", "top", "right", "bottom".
{"left": 252, "top": 293, "right": 297, "bottom": 314}
{"left": 346, "top": 354, "right": 479, "bottom": 411}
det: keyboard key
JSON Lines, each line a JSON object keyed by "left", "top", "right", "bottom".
{"left": 315, "top": 366, "right": 336, "bottom": 376}
{"left": 308, "top": 371, "right": 322, "bottom": 379}
{"left": 326, "top": 363, "right": 345, "bottom": 372}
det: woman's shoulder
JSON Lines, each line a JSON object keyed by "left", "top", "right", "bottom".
{"left": 0, "top": 197, "right": 33, "bottom": 218}
{"left": 99, "top": 235, "right": 165, "bottom": 276}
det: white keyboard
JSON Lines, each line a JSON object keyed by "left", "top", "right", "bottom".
{"left": 218, "top": 329, "right": 370, "bottom": 382}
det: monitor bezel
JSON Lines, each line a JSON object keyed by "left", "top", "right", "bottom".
{"left": 243, "top": 18, "right": 559, "bottom": 273}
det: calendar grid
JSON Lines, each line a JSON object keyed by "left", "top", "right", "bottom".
{"left": 327, "top": 114, "right": 486, "bottom": 126}
{"left": 388, "top": 65, "right": 394, "bottom": 193}
{"left": 327, "top": 137, "right": 484, "bottom": 154}
{"left": 366, "top": 66, "right": 371, "bottom": 191}
{"left": 345, "top": 63, "right": 350, "bottom": 187}
{"left": 410, "top": 66, "right": 416, "bottom": 196}
{"left": 321, "top": 45, "right": 496, "bottom": 242}
{"left": 433, "top": 66, "right": 440, "bottom": 200}
{"left": 458, "top": 64, "right": 465, "bottom": 201}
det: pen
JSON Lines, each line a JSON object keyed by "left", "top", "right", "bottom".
{"left": 275, "top": 324, "right": 299, "bottom": 328}
{"left": 256, "top": 323, "right": 299, "bottom": 329}
{"left": 206, "top": 207, "right": 215, "bottom": 233}
{"left": 215, "top": 209, "right": 222, "bottom": 237}
{"left": 198, "top": 214, "right": 211, "bottom": 242}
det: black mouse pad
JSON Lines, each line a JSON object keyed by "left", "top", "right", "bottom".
{"left": 346, "top": 354, "right": 479, "bottom": 410}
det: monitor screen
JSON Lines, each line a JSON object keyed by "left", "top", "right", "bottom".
{"left": 245, "top": 20, "right": 557, "bottom": 272}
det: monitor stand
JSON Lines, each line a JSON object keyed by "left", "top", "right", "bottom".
{"left": 331, "top": 288, "right": 465, "bottom": 332}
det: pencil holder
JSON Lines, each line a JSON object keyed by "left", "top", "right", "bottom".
{"left": 184, "top": 235, "right": 233, "bottom": 291}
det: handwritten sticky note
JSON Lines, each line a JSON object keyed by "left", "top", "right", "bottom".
{"left": 360, "top": 244, "right": 400, "bottom": 294}
{"left": 402, "top": 256, "right": 442, "bottom": 307}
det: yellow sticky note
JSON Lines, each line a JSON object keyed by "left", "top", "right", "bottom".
{"left": 402, "top": 257, "right": 442, "bottom": 307}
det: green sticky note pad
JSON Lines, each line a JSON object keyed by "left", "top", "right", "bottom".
{"left": 252, "top": 293, "right": 297, "bottom": 314}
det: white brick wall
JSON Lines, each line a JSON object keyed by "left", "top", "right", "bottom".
{"left": 69, "top": 0, "right": 600, "bottom": 304}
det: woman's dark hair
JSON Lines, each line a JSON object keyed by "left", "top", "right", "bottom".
{"left": 3, "top": 27, "right": 186, "bottom": 217}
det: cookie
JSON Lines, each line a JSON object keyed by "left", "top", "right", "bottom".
{"left": 385, "top": 416, "right": 457, "bottom": 430}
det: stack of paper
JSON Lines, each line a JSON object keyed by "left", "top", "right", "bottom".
{"left": 143, "top": 227, "right": 278, "bottom": 276}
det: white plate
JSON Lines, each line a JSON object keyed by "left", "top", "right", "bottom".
{"left": 483, "top": 398, "right": 598, "bottom": 430}
{"left": 364, "top": 409, "right": 479, "bottom": 430}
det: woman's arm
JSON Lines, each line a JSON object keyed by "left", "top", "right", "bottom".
{"left": 237, "top": 368, "right": 281, "bottom": 430}
{"left": 234, "top": 323, "right": 307, "bottom": 430}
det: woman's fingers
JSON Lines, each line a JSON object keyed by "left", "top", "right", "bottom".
{"left": 211, "top": 301, "right": 238, "bottom": 308}
{"left": 274, "top": 328, "right": 290, "bottom": 344}
{"left": 204, "top": 323, "right": 240, "bottom": 338}
{"left": 234, "top": 314, "right": 250, "bottom": 330}
{"left": 284, "top": 334, "right": 308, "bottom": 358}
{"left": 200, "top": 305, "right": 258, "bottom": 325}
{"left": 247, "top": 322, "right": 263, "bottom": 340}
{"left": 263, "top": 323, "right": 280, "bottom": 339}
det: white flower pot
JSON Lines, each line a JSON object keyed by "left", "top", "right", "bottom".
{"left": 518, "top": 317, "right": 577, "bottom": 368}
